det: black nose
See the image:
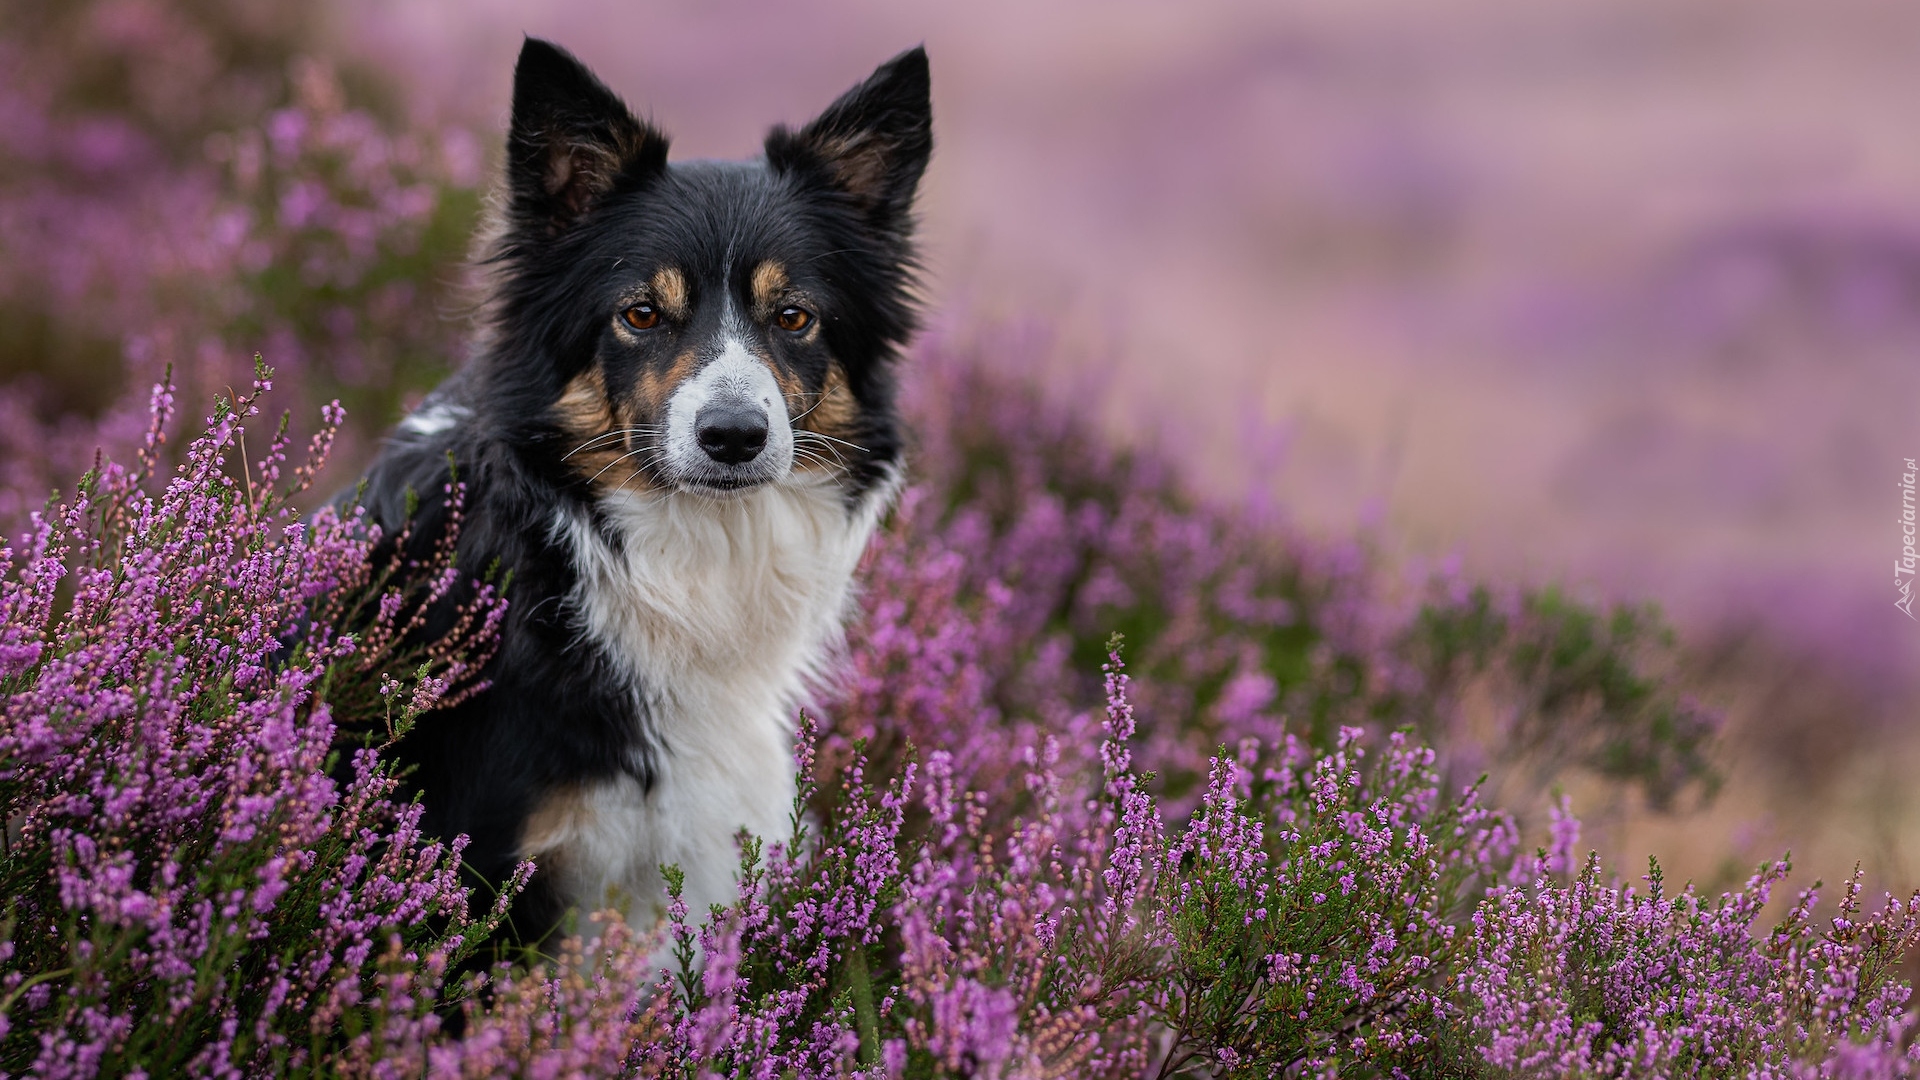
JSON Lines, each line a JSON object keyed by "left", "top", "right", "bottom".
{"left": 695, "top": 404, "right": 768, "bottom": 464}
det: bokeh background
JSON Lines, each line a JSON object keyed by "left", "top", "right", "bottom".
{"left": 5, "top": 0, "right": 1916, "bottom": 905}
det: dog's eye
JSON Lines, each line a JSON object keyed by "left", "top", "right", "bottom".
{"left": 622, "top": 305, "right": 660, "bottom": 331}
{"left": 776, "top": 307, "right": 812, "bottom": 333}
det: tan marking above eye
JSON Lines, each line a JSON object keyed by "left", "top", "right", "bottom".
{"left": 750, "top": 261, "right": 790, "bottom": 319}
{"left": 776, "top": 307, "right": 812, "bottom": 333}
{"left": 650, "top": 267, "right": 689, "bottom": 319}
{"left": 622, "top": 305, "right": 660, "bottom": 331}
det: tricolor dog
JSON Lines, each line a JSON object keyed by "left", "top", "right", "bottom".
{"left": 352, "top": 38, "right": 930, "bottom": 942}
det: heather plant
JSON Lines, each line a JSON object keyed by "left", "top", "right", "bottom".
{"left": 1147, "top": 727, "right": 1501, "bottom": 1075}
{"left": 575, "top": 659, "right": 1912, "bottom": 1079}
{"left": 0, "top": 371, "right": 1910, "bottom": 1077}
{"left": 0, "top": 371, "right": 508, "bottom": 1075}
{"left": 1460, "top": 854, "right": 1920, "bottom": 1078}
{"left": 1397, "top": 584, "right": 1719, "bottom": 810}
{"left": 858, "top": 655, "right": 1512, "bottom": 1078}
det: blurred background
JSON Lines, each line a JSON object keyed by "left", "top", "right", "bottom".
{"left": 3, "top": 0, "right": 1916, "bottom": 904}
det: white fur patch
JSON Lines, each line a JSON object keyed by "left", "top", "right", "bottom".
{"left": 398, "top": 401, "right": 469, "bottom": 436}
{"left": 529, "top": 464, "right": 898, "bottom": 926}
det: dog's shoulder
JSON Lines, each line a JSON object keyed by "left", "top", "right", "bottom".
{"left": 352, "top": 374, "right": 476, "bottom": 540}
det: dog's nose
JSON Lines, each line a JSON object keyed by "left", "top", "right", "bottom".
{"left": 695, "top": 404, "right": 768, "bottom": 464}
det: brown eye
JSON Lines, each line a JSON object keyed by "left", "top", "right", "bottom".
{"left": 776, "top": 307, "right": 812, "bottom": 333}
{"left": 622, "top": 305, "right": 659, "bottom": 331}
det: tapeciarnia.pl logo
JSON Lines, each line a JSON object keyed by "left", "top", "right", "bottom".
{"left": 1900, "top": 457, "right": 1917, "bottom": 620}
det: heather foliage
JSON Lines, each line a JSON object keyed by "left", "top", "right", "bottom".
{"left": 0, "top": 372, "right": 507, "bottom": 1076}
{"left": 0, "top": 364, "right": 1913, "bottom": 1077}
{"left": 1464, "top": 856, "right": 1920, "bottom": 1078}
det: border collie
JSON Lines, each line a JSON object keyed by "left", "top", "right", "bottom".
{"left": 352, "top": 38, "right": 930, "bottom": 942}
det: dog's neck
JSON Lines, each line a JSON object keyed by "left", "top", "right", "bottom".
{"left": 525, "top": 466, "right": 899, "bottom": 922}
{"left": 560, "top": 473, "right": 894, "bottom": 684}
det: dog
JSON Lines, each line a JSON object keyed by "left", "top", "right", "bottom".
{"left": 350, "top": 37, "right": 930, "bottom": 944}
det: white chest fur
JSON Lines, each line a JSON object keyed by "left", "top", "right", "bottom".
{"left": 523, "top": 470, "right": 895, "bottom": 926}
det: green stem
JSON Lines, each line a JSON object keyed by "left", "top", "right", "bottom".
{"left": 0, "top": 967, "right": 71, "bottom": 1017}
{"left": 847, "top": 945, "right": 880, "bottom": 1065}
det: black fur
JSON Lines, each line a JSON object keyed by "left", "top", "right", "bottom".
{"left": 347, "top": 38, "right": 931, "bottom": 942}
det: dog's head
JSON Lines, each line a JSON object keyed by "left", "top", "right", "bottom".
{"left": 482, "top": 38, "right": 930, "bottom": 498}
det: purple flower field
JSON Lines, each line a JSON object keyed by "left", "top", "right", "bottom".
{"left": 2, "top": 1, "right": 1916, "bottom": 1075}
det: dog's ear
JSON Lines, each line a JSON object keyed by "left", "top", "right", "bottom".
{"left": 764, "top": 46, "right": 931, "bottom": 233}
{"left": 506, "top": 38, "right": 668, "bottom": 233}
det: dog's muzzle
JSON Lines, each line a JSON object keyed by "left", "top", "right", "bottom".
{"left": 663, "top": 337, "right": 795, "bottom": 491}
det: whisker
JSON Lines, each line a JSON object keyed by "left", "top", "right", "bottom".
{"left": 794, "top": 428, "right": 867, "bottom": 456}
{"left": 795, "top": 436, "right": 849, "bottom": 466}
{"left": 587, "top": 442, "right": 662, "bottom": 485}
{"left": 564, "top": 434, "right": 620, "bottom": 459}
{"left": 798, "top": 431, "right": 867, "bottom": 454}
{"left": 785, "top": 384, "right": 842, "bottom": 424}
{"left": 563, "top": 426, "right": 662, "bottom": 460}
{"left": 791, "top": 446, "right": 849, "bottom": 477}
{"left": 791, "top": 452, "right": 852, "bottom": 491}
{"left": 621, "top": 449, "right": 673, "bottom": 490}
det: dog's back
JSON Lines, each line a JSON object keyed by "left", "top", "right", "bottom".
{"left": 354, "top": 38, "right": 929, "bottom": 940}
